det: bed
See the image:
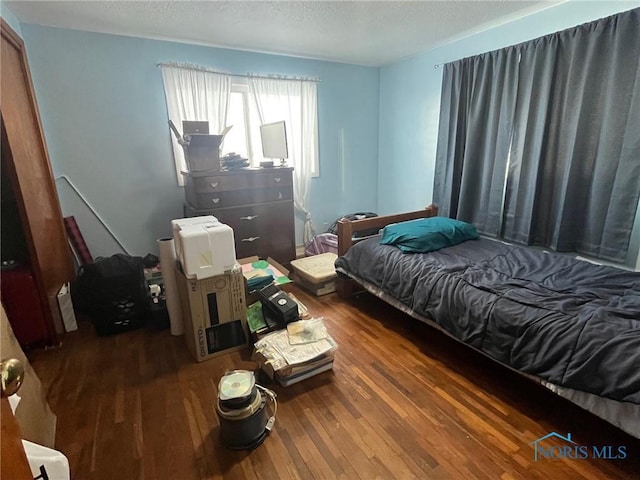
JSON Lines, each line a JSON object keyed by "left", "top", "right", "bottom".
{"left": 334, "top": 206, "right": 640, "bottom": 438}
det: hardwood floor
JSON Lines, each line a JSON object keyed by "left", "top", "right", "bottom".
{"left": 30, "top": 286, "right": 639, "bottom": 479}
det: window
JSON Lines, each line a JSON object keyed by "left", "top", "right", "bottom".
{"left": 161, "top": 65, "right": 320, "bottom": 242}
{"left": 224, "top": 78, "right": 319, "bottom": 177}
{"left": 433, "top": 9, "right": 640, "bottom": 263}
{"left": 222, "top": 83, "right": 252, "bottom": 160}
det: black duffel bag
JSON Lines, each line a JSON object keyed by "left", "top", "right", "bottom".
{"left": 72, "top": 254, "right": 149, "bottom": 336}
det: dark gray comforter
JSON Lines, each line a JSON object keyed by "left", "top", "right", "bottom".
{"left": 335, "top": 237, "right": 640, "bottom": 404}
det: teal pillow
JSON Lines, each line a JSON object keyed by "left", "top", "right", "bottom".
{"left": 380, "top": 217, "right": 479, "bottom": 253}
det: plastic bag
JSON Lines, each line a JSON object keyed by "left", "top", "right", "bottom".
{"left": 23, "top": 439, "right": 70, "bottom": 480}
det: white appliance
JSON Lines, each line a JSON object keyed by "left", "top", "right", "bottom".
{"left": 177, "top": 221, "right": 236, "bottom": 279}
{"left": 171, "top": 216, "right": 218, "bottom": 261}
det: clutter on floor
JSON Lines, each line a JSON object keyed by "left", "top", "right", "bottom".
{"left": 252, "top": 317, "right": 337, "bottom": 386}
{"left": 304, "top": 212, "right": 379, "bottom": 257}
{"left": 72, "top": 254, "right": 149, "bottom": 336}
{"left": 175, "top": 263, "right": 249, "bottom": 362}
{"left": 216, "top": 370, "right": 277, "bottom": 450}
{"left": 240, "top": 256, "right": 292, "bottom": 304}
{"left": 304, "top": 232, "right": 338, "bottom": 256}
{"left": 290, "top": 252, "right": 339, "bottom": 296}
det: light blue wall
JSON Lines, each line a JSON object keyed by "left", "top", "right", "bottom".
{"left": 11, "top": 1, "right": 639, "bottom": 266}
{"left": 19, "top": 25, "right": 379, "bottom": 257}
{"left": 1, "top": 0, "right": 22, "bottom": 35}
{"left": 378, "top": 0, "right": 640, "bottom": 268}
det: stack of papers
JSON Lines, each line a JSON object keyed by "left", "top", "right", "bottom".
{"left": 287, "top": 318, "right": 328, "bottom": 344}
{"left": 252, "top": 318, "right": 337, "bottom": 386}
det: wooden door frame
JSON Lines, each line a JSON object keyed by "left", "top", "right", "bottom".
{"left": 1, "top": 19, "right": 75, "bottom": 345}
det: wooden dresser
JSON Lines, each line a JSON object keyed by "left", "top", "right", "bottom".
{"left": 183, "top": 167, "right": 295, "bottom": 266}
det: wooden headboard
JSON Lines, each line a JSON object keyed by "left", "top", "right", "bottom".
{"left": 335, "top": 204, "right": 438, "bottom": 297}
{"left": 336, "top": 204, "right": 438, "bottom": 256}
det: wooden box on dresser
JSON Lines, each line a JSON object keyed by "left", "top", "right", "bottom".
{"left": 183, "top": 167, "right": 295, "bottom": 266}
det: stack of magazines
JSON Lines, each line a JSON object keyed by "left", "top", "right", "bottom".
{"left": 252, "top": 318, "right": 337, "bottom": 386}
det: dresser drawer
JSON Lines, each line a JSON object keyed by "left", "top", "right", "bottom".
{"left": 189, "top": 186, "right": 293, "bottom": 209}
{"left": 215, "top": 202, "right": 294, "bottom": 240}
{"left": 214, "top": 202, "right": 295, "bottom": 265}
{"left": 186, "top": 169, "right": 292, "bottom": 193}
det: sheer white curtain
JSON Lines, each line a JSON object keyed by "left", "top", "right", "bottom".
{"left": 160, "top": 65, "right": 231, "bottom": 185}
{"left": 248, "top": 77, "right": 318, "bottom": 243}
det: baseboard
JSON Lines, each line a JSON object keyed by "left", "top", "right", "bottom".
{"left": 295, "top": 245, "right": 306, "bottom": 259}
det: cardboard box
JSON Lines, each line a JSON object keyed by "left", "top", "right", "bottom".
{"left": 238, "top": 256, "right": 291, "bottom": 305}
{"left": 181, "top": 126, "right": 232, "bottom": 174}
{"left": 176, "top": 265, "right": 249, "bottom": 362}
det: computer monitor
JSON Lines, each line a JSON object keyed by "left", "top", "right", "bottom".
{"left": 259, "top": 121, "right": 288, "bottom": 161}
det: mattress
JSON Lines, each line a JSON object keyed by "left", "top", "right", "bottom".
{"left": 335, "top": 236, "right": 640, "bottom": 405}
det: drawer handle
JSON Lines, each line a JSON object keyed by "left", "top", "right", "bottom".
{"left": 211, "top": 198, "right": 220, "bottom": 204}
{"left": 273, "top": 177, "right": 281, "bottom": 183}
{"left": 278, "top": 192, "right": 284, "bottom": 200}
{"left": 241, "top": 237, "right": 260, "bottom": 242}
{"left": 240, "top": 215, "right": 259, "bottom": 221}
{"left": 209, "top": 182, "right": 219, "bottom": 188}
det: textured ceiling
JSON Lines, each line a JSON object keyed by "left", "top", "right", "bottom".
{"left": 6, "top": 1, "right": 562, "bottom": 66}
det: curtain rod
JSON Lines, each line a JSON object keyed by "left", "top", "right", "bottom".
{"left": 157, "top": 62, "right": 321, "bottom": 82}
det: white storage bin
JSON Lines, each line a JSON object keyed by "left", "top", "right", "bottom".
{"left": 178, "top": 222, "right": 236, "bottom": 279}
{"left": 290, "top": 253, "right": 338, "bottom": 296}
{"left": 172, "top": 216, "right": 218, "bottom": 261}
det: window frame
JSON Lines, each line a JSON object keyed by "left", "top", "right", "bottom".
{"left": 224, "top": 80, "right": 254, "bottom": 162}
{"left": 227, "top": 77, "right": 319, "bottom": 176}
